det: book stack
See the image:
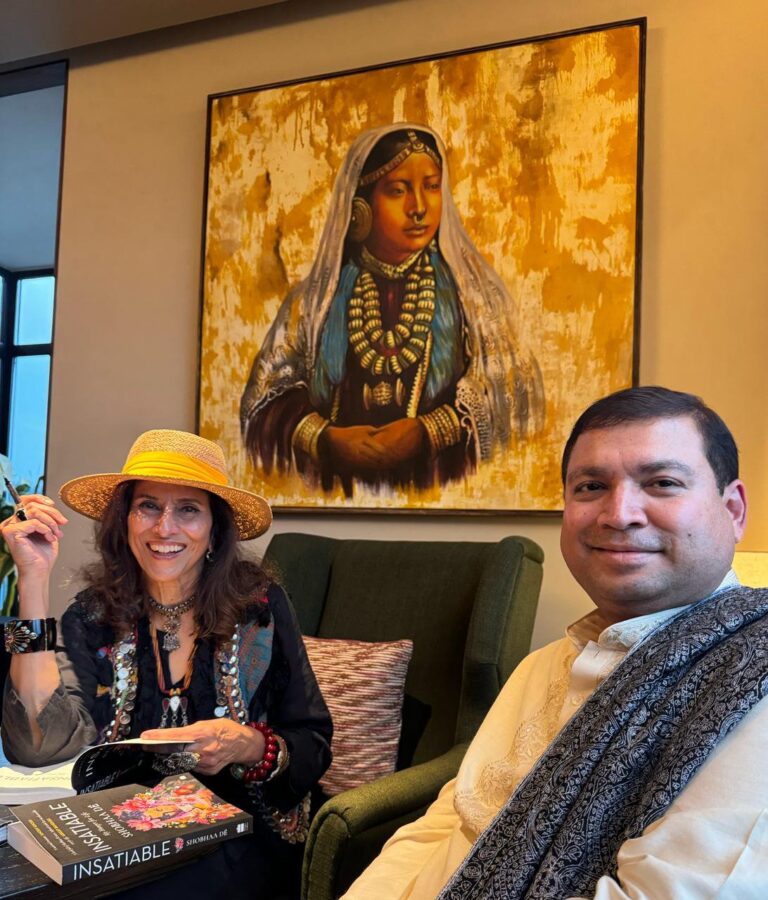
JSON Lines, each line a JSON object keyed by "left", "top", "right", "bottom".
{"left": 1, "top": 739, "right": 252, "bottom": 885}
{"left": 7, "top": 774, "right": 252, "bottom": 884}
{"left": 0, "top": 804, "right": 14, "bottom": 843}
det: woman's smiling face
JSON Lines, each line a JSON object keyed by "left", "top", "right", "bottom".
{"left": 127, "top": 480, "right": 213, "bottom": 598}
{"left": 364, "top": 151, "right": 442, "bottom": 263}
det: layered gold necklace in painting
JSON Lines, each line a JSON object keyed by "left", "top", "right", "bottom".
{"left": 348, "top": 248, "right": 436, "bottom": 380}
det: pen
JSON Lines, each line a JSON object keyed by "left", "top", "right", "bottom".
{"left": 4, "top": 476, "right": 28, "bottom": 520}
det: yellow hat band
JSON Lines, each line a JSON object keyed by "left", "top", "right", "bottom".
{"left": 122, "top": 451, "right": 228, "bottom": 486}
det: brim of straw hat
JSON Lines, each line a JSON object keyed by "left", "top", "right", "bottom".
{"left": 59, "top": 472, "right": 272, "bottom": 541}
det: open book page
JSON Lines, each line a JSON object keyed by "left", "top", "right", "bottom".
{"left": 0, "top": 749, "right": 76, "bottom": 805}
{"left": 0, "top": 738, "right": 193, "bottom": 803}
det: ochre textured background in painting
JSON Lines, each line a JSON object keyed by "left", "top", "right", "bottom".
{"left": 200, "top": 23, "right": 639, "bottom": 511}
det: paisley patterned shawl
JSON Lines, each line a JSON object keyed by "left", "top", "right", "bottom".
{"left": 439, "top": 585, "right": 768, "bottom": 900}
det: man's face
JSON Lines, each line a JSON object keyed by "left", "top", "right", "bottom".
{"left": 560, "top": 415, "right": 746, "bottom": 623}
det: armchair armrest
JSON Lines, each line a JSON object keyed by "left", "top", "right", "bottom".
{"left": 302, "top": 743, "right": 468, "bottom": 900}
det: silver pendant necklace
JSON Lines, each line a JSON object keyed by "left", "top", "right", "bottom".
{"left": 160, "top": 694, "right": 189, "bottom": 727}
{"left": 146, "top": 594, "right": 195, "bottom": 651}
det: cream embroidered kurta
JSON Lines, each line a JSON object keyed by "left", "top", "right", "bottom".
{"left": 345, "top": 573, "right": 768, "bottom": 899}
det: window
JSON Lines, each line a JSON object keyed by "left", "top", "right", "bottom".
{"left": 0, "top": 62, "right": 65, "bottom": 613}
{"left": 0, "top": 267, "right": 55, "bottom": 492}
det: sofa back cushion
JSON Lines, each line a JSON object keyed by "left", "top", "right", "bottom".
{"left": 315, "top": 540, "right": 492, "bottom": 764}
{"left": 303, "top": 636, "right": 413, "bottom": 795}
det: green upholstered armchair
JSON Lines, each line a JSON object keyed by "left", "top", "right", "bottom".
{"left": 262, "top": 532, "right": 544, "bottom": 900}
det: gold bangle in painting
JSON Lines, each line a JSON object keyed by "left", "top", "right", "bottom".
{"left": 419, "top": 404, "right": 463, "bottom": 454}
{"left": 419, "top": 410, "right": 441, "bottom": 453}
{"left": 292, "top": 413, "right": 329, "bottom": 464}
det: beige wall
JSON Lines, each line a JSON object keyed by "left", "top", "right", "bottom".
{"left": 48, "top": 0, "right": 768, "bottom": 649}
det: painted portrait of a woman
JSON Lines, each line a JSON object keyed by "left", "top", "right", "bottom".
{"left": 240, "top": 123, "right": 544, "bottom": 498}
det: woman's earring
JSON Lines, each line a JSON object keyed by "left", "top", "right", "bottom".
{"left": 205, "top": 548, "right": 214, "bottom": 563}
{"left": 348, "top": 197, "right": 372, "bottom": 243}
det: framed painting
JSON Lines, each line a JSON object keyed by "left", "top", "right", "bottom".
{"left": 198, "top": 18, "right": 645, "bottom": 513}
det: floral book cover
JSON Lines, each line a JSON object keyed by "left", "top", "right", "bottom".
{"left": 7, "top": 774, "right": 252, "bottom": 884}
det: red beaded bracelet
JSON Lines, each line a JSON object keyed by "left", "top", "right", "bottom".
{"left": 241, "top": 721, "right": 279, "bottom": 784}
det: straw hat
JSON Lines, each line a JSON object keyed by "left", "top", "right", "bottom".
{"left": 59, "top": 430, "right": 272, "bottom": 540}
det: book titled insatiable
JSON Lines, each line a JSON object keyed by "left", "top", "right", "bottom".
{"left": 7, "top": 774, "right": 252, "bottom": 884}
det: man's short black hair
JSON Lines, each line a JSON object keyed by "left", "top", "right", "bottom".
{"left": 561, "top": 386, "right": 739, "bottom": 492}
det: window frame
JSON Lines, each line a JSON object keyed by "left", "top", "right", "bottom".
{"left": 0, "top": 265, "right": 55, "bottom": 489}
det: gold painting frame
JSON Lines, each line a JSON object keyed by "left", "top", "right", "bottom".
{"left": 198, "top": 19, "right": 645, "bottom": 514}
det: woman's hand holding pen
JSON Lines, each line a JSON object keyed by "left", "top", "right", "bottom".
{"left": 2, "top": 496, "right": 69, "bottom": 737}
{"left": 0, "top": 494, "right": 68, "bottom": 583}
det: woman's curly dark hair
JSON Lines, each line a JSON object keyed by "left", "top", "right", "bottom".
{"left": 80, "top": 481, "right": 270, "bottom": 642}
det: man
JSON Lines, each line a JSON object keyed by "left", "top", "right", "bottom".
{"left": 345, "top": 386, "right": 767, "bottom": 899}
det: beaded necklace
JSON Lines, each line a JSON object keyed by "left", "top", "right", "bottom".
{"left": 348, "top": 249, "right": 436, "bottom": 377}
{"left": 359, "top": 245, "right": 422, "bottom": 280}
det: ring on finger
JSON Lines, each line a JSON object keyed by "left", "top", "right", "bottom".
{"left": 150, "top": 750, "right": 201, "bottom": 776}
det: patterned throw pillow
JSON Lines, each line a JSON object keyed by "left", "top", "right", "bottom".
{"left": 303, "top": 636, "right": 414, "bottom": 796}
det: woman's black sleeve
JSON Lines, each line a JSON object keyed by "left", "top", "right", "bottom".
{"left": 258, "top": 584, "right": 332, "bottom": 810}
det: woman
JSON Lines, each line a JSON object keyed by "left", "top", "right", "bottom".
{"left": 0, "top": 429, "right": 332, "bottom": 898}
{"left": 240, "top": 123, "right": 544, "bottom": 498}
